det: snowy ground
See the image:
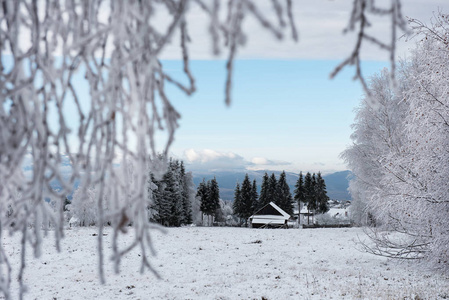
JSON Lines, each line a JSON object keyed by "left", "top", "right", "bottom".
{"left": 2, "top": 227, "right": 449, "bottom": 299}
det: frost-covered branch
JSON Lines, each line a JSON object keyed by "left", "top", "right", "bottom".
{"left": 0, "top": 0, "right": 411, "bottom": 298}
{"left": 331, "top": 0, "right": 409, "bottom": 95}
{"left": 0, "top": 1, "right": 297, "bottom": 298}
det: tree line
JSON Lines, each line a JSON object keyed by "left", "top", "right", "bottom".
{"left": 294, "top": 172, "right": 330, "bottom": 216}
{"left": 233, "top": 171, "right": 330, "bottom": 224}
{"left": 66, "top": 160, "right": 232, "bottom": 228}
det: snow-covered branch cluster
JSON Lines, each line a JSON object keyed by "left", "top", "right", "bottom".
{"left": 0, "top": 0, "right": 408, "bottom": 298}
{"left": 0, "top": 1, "right": 297, "bottom": 298}
{"left": 343, "top": 12, "right": 449, "bottom": 269}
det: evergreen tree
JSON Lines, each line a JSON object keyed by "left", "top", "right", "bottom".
{"left": 294, "top": 171, "right": 306, "bottom": 209}
{"left": 277, "top": 171, "right": 293, "bottom": 215}
{"left": 267, "top": 173, "right": 279, "bottom": 204}
{"left": 184, "top": 171, "right": 199, "bottom": 224}
{"left": 163, "top": 167, "right": 183, "bottom": 226}
{"left": 309, "top": 173, "right": 318, "bottom": 212}
{"left": 205, "top": 177, "right": 220, "bottom": 225}
{"left": 303, "top": 172, "right": 313, "bottom": 224}
{"left": 197, "top": 178, "right": 209, "bottom": 221}
{"left": 209, "top": 177, "right": 220, "bottom": 214}
{"left": 315, "top": 172, "right": 330, "bottom": 214}
{"left": 232, "top": 182, "right": 242, "bottom": 222}
{"left": 148, "top": 172, "right": 161, "bottom": 223}
{"left": 239, "top": 174, "right": 253, "bottom": 224}
{"left": 258, "top": 172, "right": 270, "bottom": 209}
{"left": 148, "top": 158, "right": 195, "bottom": 226}
{"left": 180, "top": 162, "right": 193, "bottom": 224}
{"left": 153, "top": 176, "right": 170, "bottom": 226}
{"left": 63, "top": 197, "right": 71, "bottom": 212}
{"left": 250, "top": 179, "right": 259, "bottom": 213}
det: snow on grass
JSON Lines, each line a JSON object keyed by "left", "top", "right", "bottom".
{"left": 3, "top": 227, "right": 449, "bottom": 299}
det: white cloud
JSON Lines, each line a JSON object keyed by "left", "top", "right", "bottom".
{"left": 251, "top": 157, "right": 291, "bottom": 167}
{"left": 251, "top": 157, "right": 270, "bottom": 165}
{"left": 185, "top": 149, "right": 240, "bottom": 163}
{"left": 183, "top": 149, "right": 293, "bottom": 172}
{"left": 183, "top": 149, "right": 248, "bottom": 171}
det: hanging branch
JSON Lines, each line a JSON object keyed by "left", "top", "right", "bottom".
{"left": 330, "top": 0, "right": 409, "bottom": 96}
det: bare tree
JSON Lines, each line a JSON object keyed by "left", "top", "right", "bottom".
{"left": 0, "top": 1, "right": 406, "bottom": 299}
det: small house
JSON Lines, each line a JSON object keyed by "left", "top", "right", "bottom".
{"left": 249, "top": 202, "right": 291, "bottom": 228}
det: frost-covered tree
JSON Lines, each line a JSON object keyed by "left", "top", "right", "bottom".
{"left": 221, "top": 200, "right": 235, "bottom": 225}
{"left": 341, "top": 67, "right": 406, "bottom": 226}
{"left": 68, "top": 186, "right": 100, "bottom": 227}
{"left": 190, "top": 180, "right": 203, "bottom": 226}
{"left": 343, "top": 12, "right": 449, "bottom": 268}
{"left": 0, "top": 0, "right": 409, "bottom": 297}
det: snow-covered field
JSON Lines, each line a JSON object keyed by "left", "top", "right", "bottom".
{"left": 3, "top": 227, "right": 449, "bottom": 299}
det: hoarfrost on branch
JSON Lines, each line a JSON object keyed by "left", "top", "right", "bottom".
{"left": 0, "top": 0, "right": 405, "bottom": 299}
{"left": 342, "top": 11, "right": 449, "bottom": 269}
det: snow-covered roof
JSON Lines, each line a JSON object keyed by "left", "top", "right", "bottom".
{"left": 250, "top": 202, "right": 290, "bottom": 220}
{"left": 250, "top": 218, "right": 286, "bottom": 225}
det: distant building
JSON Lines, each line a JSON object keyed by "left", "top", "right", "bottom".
{"left": 249, "top": 202, "right": 291, "bottom": 228}
{"left": 299, "top": 205, "right": 315, "bottom": 225}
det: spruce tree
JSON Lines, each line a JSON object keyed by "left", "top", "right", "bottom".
{"left": 268, "top": 173, "right": 279, "bottom": 205}
{"left": 309, "top": 173, "right": 318, "bottom": 212}
{"left": 251, "top": 179, "right": 259, "bottom": 214}
{"left": 163, "top": 167, "right": 182, "bottom": 226}
{"left": 258, "top": 172, "right": 270, "bottom": 209}
{"left": 277, "top": 171, "right": 293, "bottom": 215}
{"left": 180, "top": 162, "right": 193, "bottom": 224}
{"left": 148, "top": 158, "right": 194, "bottom": 226}
{"left": 197, "top": 179, "right": 209, "bottom": 218}
{"left": 315, "top": 172, "right": 330, "bottom": 214}
{"left": 239, "top": 174, "right": 253, "bottom": 224}
{"left": 233, "top": 182, "right": 242, "bottom": 222}
{"left": 303, "top": 172, "right": 313, "bottom": 224}
{"left": 294, "top": 171, "right": 306, "bottom": 209}
{"left": 205, "top": 177, "right": 220, "bottom": 225}
{"left": 148, "top": 172, "right": 161, "bottom": 223}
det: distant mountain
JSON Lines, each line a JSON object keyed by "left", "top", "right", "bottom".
{"left": 44, "top": 155, "right": 353, "bottom": 202}
{"left": 191, "top": 170, "right": 353, "bottom": 201}
{"left": 322, "top": 170, "right": 353, "bottom": 201}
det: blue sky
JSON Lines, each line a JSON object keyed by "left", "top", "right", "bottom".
{"left": 163, "top": 59, "right": 387, "bottom": 173}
